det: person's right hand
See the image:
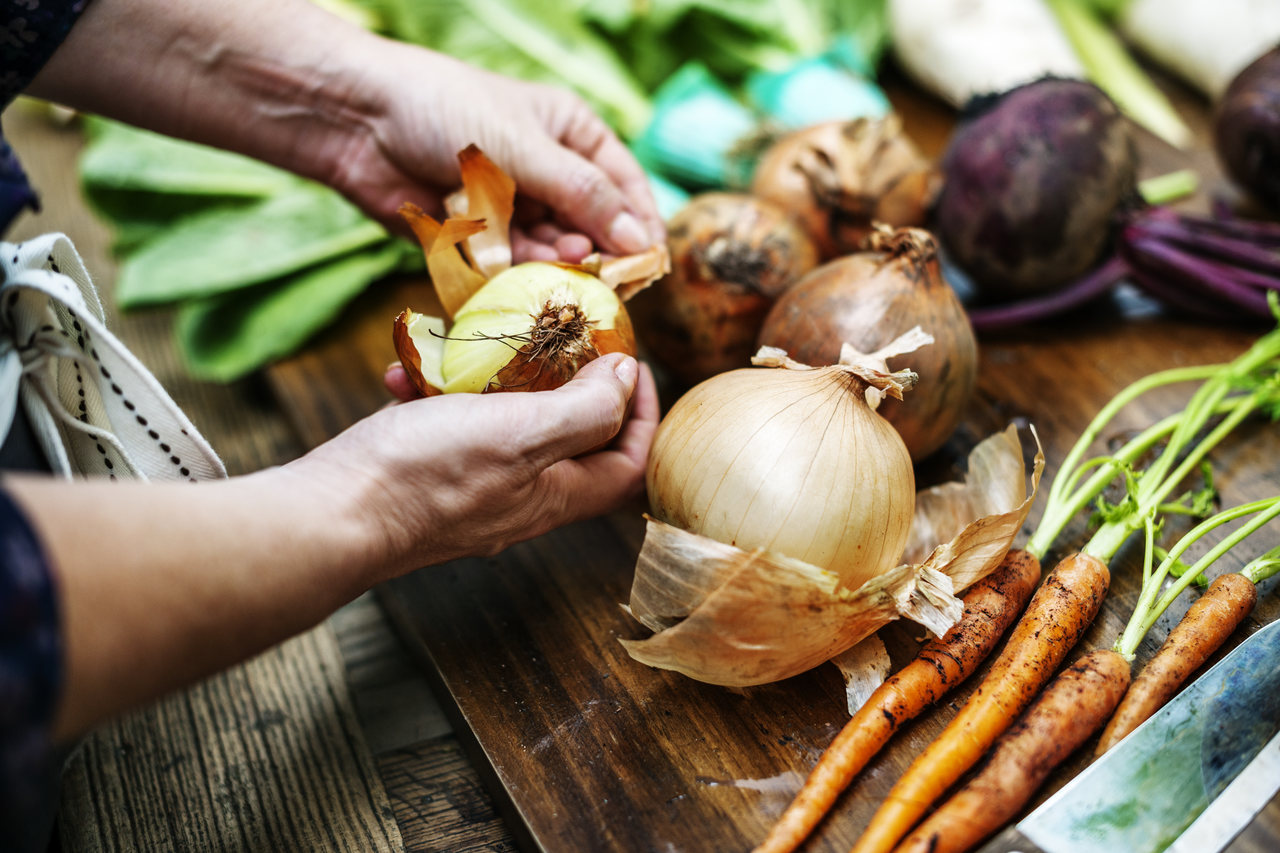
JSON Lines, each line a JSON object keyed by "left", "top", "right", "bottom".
{"left": 291, "top": 353, "right": 658, "bottom": 581}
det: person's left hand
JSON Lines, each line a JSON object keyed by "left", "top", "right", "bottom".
{"left": 318, "top": 43, "right": 665, "bottom": 264}
{"left": 296, "top": 353, "right": 659, "bottom": 579}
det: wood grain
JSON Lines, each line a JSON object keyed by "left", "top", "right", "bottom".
{"left": 377, "top": 741, "right": 517, "bottom": 853}
{"left": 57, "top": 626, "right": 403, "bottom": 853}
{"left": 332, "top": 75, "right": 1280, "bottom": 851}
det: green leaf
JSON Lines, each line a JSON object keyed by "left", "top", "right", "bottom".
{"left": 116, "top": 183, "right": 387, "bottom": 309}
{"left": 382, "top": 0, "right": 652, "bottom": 138}
{"left": 80, "top": 118, "right": 297, "bottom": 198}
{"left": 175, "top": 240, "right": 407, "bottom": 382}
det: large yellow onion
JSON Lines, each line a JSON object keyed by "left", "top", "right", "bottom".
{"left": 647, "top": 340, "right": 923, "bottom": 591}
{"left": 623, "top": 420, "right": 1044, "bottom": 688}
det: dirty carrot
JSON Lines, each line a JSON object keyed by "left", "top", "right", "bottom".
{"left": 894, "top": 648, "right": 1131, "bottom": 853}
{"left": 846, "top": 320, "right": 1280, "bottom": 853}
{"left": 1095, "top": 572, "right": 1256, "bottom": 754}
{"left": 751, "top": 550, "right": 1041, "bottom": 853}
{"left": 849, "top": 551, "right": 1110, "bottom": 853}
{"left": 1097, "top": 498, "right": 1280, "bottom": 754}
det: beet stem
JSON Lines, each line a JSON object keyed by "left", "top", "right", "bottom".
{"left": 1123, "top": 237, "right": 1273, "bottom": 317}
{"left": 966, "top": 256, "right": 1129, "bottom": 331}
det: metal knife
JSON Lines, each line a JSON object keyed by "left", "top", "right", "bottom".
{"left": 979, "top": 617, "right": 1280, "bottom": 853}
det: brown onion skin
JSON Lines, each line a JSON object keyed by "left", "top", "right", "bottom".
{"left": 1215, "top": 46, "right": 1280, "bottom": 213}
{"left": 629, "top": 192, "right": 819, "bottom": 388}
{"left": 750, "top": 116, "right": 938, "bottom": 260}
{"left": 757, "top": 229, "right": 977, "bottom": 461}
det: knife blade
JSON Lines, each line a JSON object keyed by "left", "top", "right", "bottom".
{"left": 979, "top": 617, "right": 1280, "bottom": 853}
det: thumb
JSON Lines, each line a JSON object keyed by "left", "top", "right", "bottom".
{"left": 521, "top": 354, "right": 639, "bottom": 468}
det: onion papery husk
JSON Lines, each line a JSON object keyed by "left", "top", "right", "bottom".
{"left": 758, "top": 226, "right": 978, "bottom": 462}
{"left": 647, "top": 337, "right": 928, "bottom": 596}
{"left": 628, "top": 192, "right": 820, "bottom": 388}
{"left": 392, "top": 144, "right": 670, "bottom": 395}
{"left": 750, "top": 114, "right": 940, "bottom": 260}
{"left": 622, "top": 423, "right": 1042, "bottom": 688}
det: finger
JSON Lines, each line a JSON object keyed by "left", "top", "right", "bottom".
{"left": 608, "top": 361, "right": 660, "bottom": 470}
{"left": 527, "top": 223, "right": 592, "bottom": 263}
{"left": 383, "top": 363, "right": 421, "bottom": 402}
{"left": 553, "top": 233, "right": 593, "bottom": 263}
{"left": 510, "top": 229, "right": 560, "bottom": 263}
{"left": 531, "top": 364, "right": 659, "bottom": 520}
{"left": 507, "top": 139, "right": 653, "bottom": 256}
{"left": 568, "top": 124, "right": 667, "bottom": 245}
{"left": 528, "top": 222, "right": 565, "bottom": 244}
{"left": 518, "top": 353, "right": 638, "bottom": 470}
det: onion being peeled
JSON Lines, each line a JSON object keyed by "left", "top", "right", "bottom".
{"left": 629, "top": 192, "right": 819, "bottom": 387}
{"left": 750, "top": 115, "right": 939, "bottom": 260}
{"left": 758, "top": 227, "right": 977, "bottom": 461}
{"left": 392, "top": 145, "right": 668, "bottom": 397}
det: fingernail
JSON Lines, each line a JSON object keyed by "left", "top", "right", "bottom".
{"left": 613, "top": 355, "right": 638, "bottom": 389}
{"left": 607, "top": 211, "right": 650, "bottom": 254}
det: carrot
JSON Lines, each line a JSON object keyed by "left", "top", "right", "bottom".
{"left": 893, "top": 648, "right": 1131, "bottom": 853}
{"left": 1096, "top": 571, "right": 1258, "bottom": 755}
{"left": 849, "top": 551, "right": 1110, "bottom": 853}
{"left": 752, "top": 549, "right": 1042, "bottom": 853}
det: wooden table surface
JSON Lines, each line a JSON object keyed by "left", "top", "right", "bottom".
{"left": 7, "top": 66, "right": 1280, "bottom": 852}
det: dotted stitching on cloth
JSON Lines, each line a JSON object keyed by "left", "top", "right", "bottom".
{"left": 70, "top": 311, "right": 196, "bottom": 483}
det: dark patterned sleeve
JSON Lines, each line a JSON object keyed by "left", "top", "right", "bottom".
{"left": 2, "top": 0, "right": 94, "bottom": 230}
{"left": 0, "top": 487, "right": 64, "bottom": 852}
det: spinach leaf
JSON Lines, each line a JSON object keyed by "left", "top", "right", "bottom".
{"left": 175, "top": 240, "right": 410, "bottom": 382}
{"left": 116, "top": 183, "right": 387, "bottom": 309}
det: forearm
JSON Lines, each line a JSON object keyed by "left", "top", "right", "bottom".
{"left": 27, "top": 0, "right": 404, "bottom": 189}
{"left": 4, "top": 463, "right": 385, "bottom": 742}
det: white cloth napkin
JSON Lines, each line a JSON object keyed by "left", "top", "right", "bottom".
{"left": 0, "top": 232, "right": 224, "bottom": 481}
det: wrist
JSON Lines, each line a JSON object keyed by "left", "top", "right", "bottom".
{"left": 271, "top": 444, "right": 400, "bottom": 590}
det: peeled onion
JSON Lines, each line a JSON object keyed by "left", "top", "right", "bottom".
{"left": 758, "top": 227, "right": 977, "bottom": 461}
{"left": 629, "top": 192, "right": 819, "bottom": 387}
{"left": 750, "top": 115, "right": 939, "bottom": 260}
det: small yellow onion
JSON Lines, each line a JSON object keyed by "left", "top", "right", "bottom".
{"left": 391, "top": 144, "right": 668, "bottom": 396}
{"left": 400, "top": 263, "right": 634, "bottom": 394}
{"left": 647, "top": 336, "right": 927, "bottom": 591}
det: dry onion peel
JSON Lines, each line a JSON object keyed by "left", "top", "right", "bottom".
{"left": 904, "top": 425, "right": 1043, "bottom": 566}
{"left": 621, "top": 521, "right": 962, "bottom": 687}
{"left": 831, "top": 635, "right": 893, "bottom": 715}
{"left": 453, "top": 144, "right": 514, "bottom": 277}
{"left": 623, "top": 423, "right": 1042, "bottom": 687}
{"left": 392, "top": 145, "right": 669, "bottom": 395}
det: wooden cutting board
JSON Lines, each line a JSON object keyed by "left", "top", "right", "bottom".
{"left": 265, "top": 80, "right": 1280, "bottom": 852}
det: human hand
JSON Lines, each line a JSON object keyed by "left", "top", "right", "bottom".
{"left": 295, "top": 353, "right": 658, "bottom": 579}
{"left": 323, "top": 42, "right": 665, "bottom": 264}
